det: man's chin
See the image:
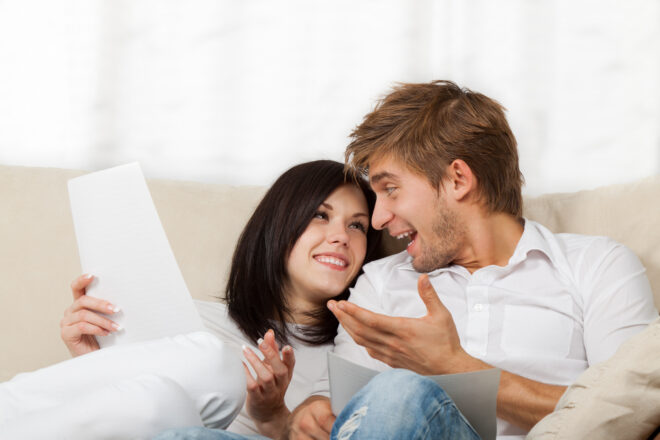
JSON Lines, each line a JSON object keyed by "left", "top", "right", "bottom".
{"left": 411, "top": 253, "right": 449, "bottom": 273}
{"left": 411, "top": 257, "right": 435, "bottom": 273}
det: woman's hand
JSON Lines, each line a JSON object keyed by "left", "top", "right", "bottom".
{"left": 242, "top": 329, "right": 296, "bottom": 438}
{"left": 60, "top": 274, "right": 121, "bottom": 357}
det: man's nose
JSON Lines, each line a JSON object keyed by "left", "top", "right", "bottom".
{"left": 371, "top": 199, "right": 393, "bottom": 231}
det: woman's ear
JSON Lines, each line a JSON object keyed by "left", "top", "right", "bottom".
{"left": 444, "top": 159, "right": 476, "bottom": 202}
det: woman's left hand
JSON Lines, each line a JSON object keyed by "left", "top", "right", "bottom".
{"left": 242, "top": 329, "right": 296, "bottom": 438}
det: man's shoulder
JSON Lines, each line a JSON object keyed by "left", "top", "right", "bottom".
{"left": 350, "top": 251, "right": 416, "bottom": 300}
{"left": 362, "top": 250, "right": 414, "bottom": 275}
{"left": 527, "top": 220, "right": 626, "bottom": 262}
{"left": 527, "top": 220, "right": 642, "bottom": 290}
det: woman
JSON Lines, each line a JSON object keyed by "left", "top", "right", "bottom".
{"left": 0, "top": 160, "right": 380, "bottom": 439}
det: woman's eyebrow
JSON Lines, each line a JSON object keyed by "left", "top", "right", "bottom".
{"left": 322, "top": 203, "right": 368, "bottom": 219}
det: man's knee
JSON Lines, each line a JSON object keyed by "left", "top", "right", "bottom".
{"left": 341, "top": 369, "right": 455, "bottom": 422}
{"left": 362, "top": 369, "right": 451, "bottom": 405}
{"left": 333, "top": 369, "right": 476, "bottom": 440}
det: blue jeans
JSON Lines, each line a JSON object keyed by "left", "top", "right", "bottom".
{"left": 331, "top": 369, "right": 480, "bottom": 440}
{"left": 154, "top": 369, "right": 479, "bottom": 440}
{"left": 153, "top": 427, "right": 269, "bottom": 440}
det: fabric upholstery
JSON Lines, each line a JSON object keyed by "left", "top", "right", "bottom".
{"left": 1, "top": 164, "right": 658, "bottom": 381}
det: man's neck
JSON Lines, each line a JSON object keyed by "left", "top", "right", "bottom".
{"left": 453, "top": 211, "right": 524, "bottom": 274}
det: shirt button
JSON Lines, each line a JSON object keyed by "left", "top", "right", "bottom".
{"left": 473, "top": 303, "right": 483, "bottom": 312}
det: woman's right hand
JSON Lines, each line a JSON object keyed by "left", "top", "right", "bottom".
{"left": 60, "top": 274, "right": 121, "bottom": 357}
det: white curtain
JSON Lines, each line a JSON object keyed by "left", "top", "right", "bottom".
{"left": 0, "top": 0, "right": 658, "bottom": 195}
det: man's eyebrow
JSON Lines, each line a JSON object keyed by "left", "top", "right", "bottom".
{"left": 352, "top": 213, "right": 369, "bottom": 219}
{"left": 369, "top": 171, "right": 398, "bottom": 185}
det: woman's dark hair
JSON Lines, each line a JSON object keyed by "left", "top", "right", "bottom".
{"left": 226, "top": 160, "right": 381, "bottom": 346}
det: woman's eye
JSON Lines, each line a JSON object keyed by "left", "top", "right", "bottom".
{"left": 314, "top": 211, "right": 328, "bottom": 220}
{"left": 349, "top": 222, "right": 367, "bottom": 233}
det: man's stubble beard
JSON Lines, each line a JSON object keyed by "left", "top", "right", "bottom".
{"left": 411, "top": 204, "right": 463, "bottom": 273}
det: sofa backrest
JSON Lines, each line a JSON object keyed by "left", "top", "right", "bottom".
{"left": 1, "top": 164, "right": 658, "bottom": 380}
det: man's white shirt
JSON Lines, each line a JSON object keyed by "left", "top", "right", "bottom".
{"left": 331, "top": 219, "right": 659, "bottom": 439}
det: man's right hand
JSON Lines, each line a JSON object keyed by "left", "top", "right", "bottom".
{"left": 60, "top": 274, "right": 121, "bottom": 357}
{"left": 283, "top": 395, "right": 335, "bottom": 440}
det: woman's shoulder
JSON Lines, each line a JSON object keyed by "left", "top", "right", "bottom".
{"left": 193, "top": 299, "right": 248, "bottom": 347}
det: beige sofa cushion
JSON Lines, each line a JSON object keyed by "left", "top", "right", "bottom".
{"left": 0, "top": 164, "right": 658, "bottom": 381}
{"left": 0, "top": 165, "right": 266, "bottom": 380}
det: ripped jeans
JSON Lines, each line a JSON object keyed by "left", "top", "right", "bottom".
{"left": 155, "top": 369, "right": 480, "bottom": 440}
{"left": 331, "top": 369, "right": 480, "bottom": 440}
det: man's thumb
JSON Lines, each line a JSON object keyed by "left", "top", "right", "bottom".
{"left": 417, "top": 274, "right": 445, "bottom": 315}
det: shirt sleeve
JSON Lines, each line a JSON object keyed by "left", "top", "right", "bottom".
{"left": 308, "top": 376, "right": 330, "bottom": 398}
{"left": 581, "top": 239, "right": 659, "bottom": 364}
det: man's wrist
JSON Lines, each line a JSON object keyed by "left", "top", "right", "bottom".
{"left": 435, "top": 351, "right": 491, "bottom": 375}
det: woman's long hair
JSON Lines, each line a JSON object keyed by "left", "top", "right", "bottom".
{"left": 226, "top": 160, "right": 381, "bottom": 345}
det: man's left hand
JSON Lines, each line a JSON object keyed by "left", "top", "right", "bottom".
{"left": 328, "top": 274, "right": 484, "bottom": 375}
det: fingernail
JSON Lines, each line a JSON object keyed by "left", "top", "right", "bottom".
{"left": 283, "top": 346, "right": 292, "bottom": 353}
{"left": 84, "top": 273, "right": 93, "bottom": 279}
{"left": 327, "top": 301, "right": 335, "bottom": 311}
{"left": 257, "top": 337, "right": 264, "bottom": 347}
{"left": 337, "top": 302, "right": 346, "bottom": 311}
{"left": 242, "top": 344, "right": 248, "bottom": 353}
{"left": 107, "top": 304, "right": 121, "bottom": 313}
{"left": 111, "top": 322, "right": 123, "bottom": 331}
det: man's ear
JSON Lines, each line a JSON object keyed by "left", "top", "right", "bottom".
{"left": 444, "top": 160, "right": 476, "bottom": 201}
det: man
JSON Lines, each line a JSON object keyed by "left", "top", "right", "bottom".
{"left": 285, "top": 80, "right": 658, "bottom": 439}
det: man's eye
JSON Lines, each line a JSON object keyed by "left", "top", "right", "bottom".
{"left": 385, "top": 187, "right": 397, "bottom": 195}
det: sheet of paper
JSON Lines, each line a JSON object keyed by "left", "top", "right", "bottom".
{"left": 328, "top": 352, "right": 500, "bottom": 440}
{"left": 68, "top": 163, "right": 204, "bottom": 348}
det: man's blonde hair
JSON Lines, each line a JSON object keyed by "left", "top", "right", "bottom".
{"left": 345, "top": 80, "right": 524, "bottom": 217}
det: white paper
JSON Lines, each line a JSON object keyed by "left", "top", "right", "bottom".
{"left": 68, "top": 163, "right": 204, "bottom": 348}
{"left": 328, "top": 352, "right": 500, "bottom": 440}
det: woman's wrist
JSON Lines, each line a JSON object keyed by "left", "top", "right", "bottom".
{"left": 253, "top": 405, "right": 291, "bottom": 439}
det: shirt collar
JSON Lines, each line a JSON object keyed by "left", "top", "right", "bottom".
{"left": 507, "top": 218, "right": 557, "bottom": 267}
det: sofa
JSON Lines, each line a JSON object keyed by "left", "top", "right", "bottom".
{"left": 1, "top": 163, "right": 659, "bottom": 382}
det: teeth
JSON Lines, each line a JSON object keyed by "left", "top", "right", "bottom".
{"left": 396, "top": 231, "right": 414, "bottom": 240}
{"left": 315, "top": 256, "right": 347, "bottom": 267}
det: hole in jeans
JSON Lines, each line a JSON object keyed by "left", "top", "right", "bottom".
{"left": 336, "top": 406, "right": 368, "bottom": 440}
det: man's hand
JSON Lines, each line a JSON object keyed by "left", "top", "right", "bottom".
{"left": 283, "top": 395, "right": 334, "bottom": 440}
{"left": 328, "top": 274, "right": 484, "bottom": 375}
{"left": 330, "top": 273, "right": 567, "bottom": 429}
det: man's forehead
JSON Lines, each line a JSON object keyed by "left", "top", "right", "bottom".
{"left": 367, "top": 155, "right": 443, "bottom": 191}
{"left": 368, "top": 155, "right": 409, "bottom": 183}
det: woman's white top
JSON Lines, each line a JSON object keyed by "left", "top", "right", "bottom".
{"left": 194, "top": 300, "right": 332, "bottom": 435}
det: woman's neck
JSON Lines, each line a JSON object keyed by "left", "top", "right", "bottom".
{"left": 282, "top": 288, "right": 324, "bottom": 326}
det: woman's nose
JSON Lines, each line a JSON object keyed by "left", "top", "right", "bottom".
{"left": 328, "top": 223, "right": 350, "bottom": 246}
